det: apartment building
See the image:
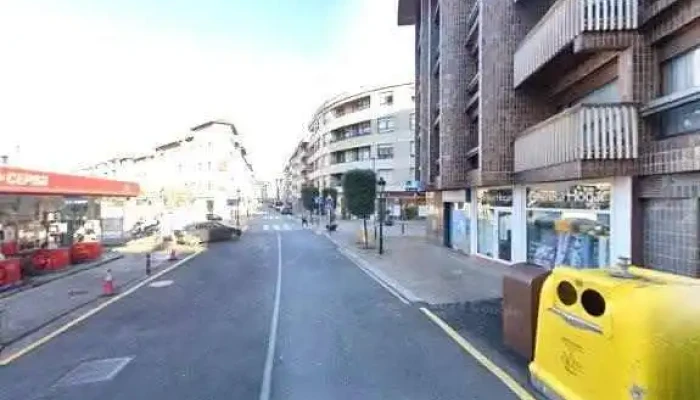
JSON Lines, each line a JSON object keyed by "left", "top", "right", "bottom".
{"left": 80, "top": 120, "right": 256, "bottom": 225}
{"left": 399, "top": 0, "right": 700, "bottom": 276}
{"left": 301, "top": 83, "right": 421, "bottom": 211}
{"left": 282, "top": 140, "right": 310, "bottom": 209}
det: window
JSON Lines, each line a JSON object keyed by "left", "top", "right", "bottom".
{"left": 359, "top": 146, "right": 371, "bottom": 160}
{"left": 359, "top": 121, "right": 371, "bottom": 135}
{"left": 379, "top": 91, "right": 394, "bottom": 106}
{"left": 410, "top": 113, "right": 416, "bottom": 131}
{"left": 346, "top": 149, "right": 359, "bottom": 162}
{"left": 377, "top": 117, "right": 396, "bottom": 133}
{"left": 662, "top": 45, "right": 700, "bottom": 95}
{"left": 659, "top": 99, "right": 700, "bottom": 137}
{"left": 377, "top": 144, "right": 394, "bottom": 159}
{"left": 571, "top": 80, "right": 621, "bottom": 107}
{"left": 377, "top": 169, "right": 393, "bottom": 183}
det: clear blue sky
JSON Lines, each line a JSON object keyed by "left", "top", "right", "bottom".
{"left": 39, "top": 0, "right": 346, "bottom": 57}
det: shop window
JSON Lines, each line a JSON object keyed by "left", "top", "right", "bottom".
{"left": 477, "top": 189, "right": 513, "bottom": 261}
{"left": 526, "top": 184, "right": 611, "bottom": 270}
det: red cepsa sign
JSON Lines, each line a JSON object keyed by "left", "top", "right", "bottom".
{"left": 0, "top": 166, "right": 140, "bottom": 197}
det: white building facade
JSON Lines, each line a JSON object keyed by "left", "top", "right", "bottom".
{"left": 79, "top": 121, "right": 255, "bottom": 228}
{"left": 304, "top": 83, "right": 418, "bottom": 210}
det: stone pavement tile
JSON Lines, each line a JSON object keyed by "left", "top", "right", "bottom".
{"left": 331, "top": 219, "right": 510, "bottom": 305}
{"left": 0, "top": 251, "right": 177, "bottom": 346}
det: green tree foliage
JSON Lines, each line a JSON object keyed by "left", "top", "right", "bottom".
{"left": 342, "top": 169, "right": 376, "bottom": 247}
{"left": 301, "top": 185, "right": 319, "bottom": 212}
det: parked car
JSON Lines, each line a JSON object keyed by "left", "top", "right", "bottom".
{"left": 281, "top": 205, "right": 293, "bottom": 215}
{"left": 206, "top": 213, "right": 223, "bottom": 221}
{"left": 180, "top": 221, "right": 241, "bottom": 243}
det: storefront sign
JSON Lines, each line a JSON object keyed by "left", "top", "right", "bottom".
{"left": 478, "top": 189, "right": 513, "bottom": 207}
{"left": 0, "top": 166, "right": 140, "bottom": 197}
{"left": 527, "top": 184, "right": 610, "bottom": 210}
{"left": 0, "top": 171, "right": 49, "bottom": 187}
{"left": 443, "top": 189, "right": 467, "bottom": 203}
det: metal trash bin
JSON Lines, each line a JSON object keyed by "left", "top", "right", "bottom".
{"left": 502, "top": 263, "right": 550, "bottom": 360}
{"left": 530, "top": 260, "right": 700, "bottom": 400}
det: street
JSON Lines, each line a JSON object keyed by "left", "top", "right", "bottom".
{"left": 0, "top": 214, "right": 519, "bottom": 400}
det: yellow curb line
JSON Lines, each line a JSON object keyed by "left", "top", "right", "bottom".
{"left": 420, "top": 307, "right": 536, "bottom": 400}
{"left": 0, "top": 251, "right": 203, "bottom": 366}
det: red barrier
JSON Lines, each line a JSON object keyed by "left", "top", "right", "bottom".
{"left": 31, "top": 248, "right": 71, "bottom": 271}
{"left": 1, "top": 241, "right": 18, "bottom": 257}
{"left": 70, "top": 242, "right": 103, "bottom": 263}
{"left": 0, "top": 258, "right": 21, "bottom": 286}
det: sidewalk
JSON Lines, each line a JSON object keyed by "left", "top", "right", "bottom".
{"left": 0, "top": 249, "right": 188, "bottom": 348}
{"left": 329, "top": 219, "right": 509, "bottom": 305}
{"left": 327, "top": 219, "right": 535, "bottom": 396}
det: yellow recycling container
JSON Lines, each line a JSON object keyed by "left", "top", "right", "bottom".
{"left": 530, "top": 263, "right": 700, "bottom": 400}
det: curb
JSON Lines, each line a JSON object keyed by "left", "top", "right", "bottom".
{"left": 0, "top": 250, "right": 203, "bottom": 365}
{"left": 0, "top": 255, "right": 173, "bottom": 349}
{"left": 0, "top": 253, "right": 124, "bottom": 301}
{"left": 323, "top": 232, "right": 422, "bottom": 304}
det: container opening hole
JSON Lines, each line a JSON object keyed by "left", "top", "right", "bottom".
{"left": 557, "top": 281, "right": 577, "bottom": 306}
{"left": 581, "top": 289, "right": 605, "bottom": 317}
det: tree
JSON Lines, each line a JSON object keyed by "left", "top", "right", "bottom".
{"left": 301, "top": 185, "right": 319, "bottom": 215}
{"left": 342, "top": 169, "right": 376, "bottom": 248}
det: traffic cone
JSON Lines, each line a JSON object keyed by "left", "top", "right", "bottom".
{"left": 102, "top": 269, "right": 115, "bottom": 296}
{"left": 169, "top": 248, "right": 178, "bottom": 261}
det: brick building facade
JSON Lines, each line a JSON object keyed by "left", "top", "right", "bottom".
{"left": 399, "top": 0, "right": 700, "bottom": 276}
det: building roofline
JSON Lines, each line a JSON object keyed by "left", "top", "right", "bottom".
{"left": 190, "top": 120, "right": 239, "bottom": 135}
{"left": 308, "top": 82, "right": 414, "bottom": 129}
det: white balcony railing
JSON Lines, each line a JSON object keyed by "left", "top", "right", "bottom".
{"left": 514, "top": 0, "right": 639, "bottom": 87}
{"left": 514, "top": 103, "right": 639, "bottom": 172}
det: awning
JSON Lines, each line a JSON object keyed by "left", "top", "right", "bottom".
{"left": 0, "top": 166, "right": 140, "bottom": 197}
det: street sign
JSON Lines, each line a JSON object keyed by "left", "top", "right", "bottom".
{"left": 404, "top": 180, "right": 423, "bottom": 192}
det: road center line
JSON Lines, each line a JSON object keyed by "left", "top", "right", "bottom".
{"left": 259, "top": 233, "right": 282, "bottom": 400}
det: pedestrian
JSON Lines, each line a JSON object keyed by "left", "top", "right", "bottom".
{"left": 301, "top": 216, "right": 309, "bottom": 228}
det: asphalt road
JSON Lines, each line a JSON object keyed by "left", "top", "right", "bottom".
{"left": 0, "top": 214, "right": 518, "bottom": 400}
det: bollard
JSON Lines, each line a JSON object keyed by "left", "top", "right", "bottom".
{"left": 401, "top": 222, "right": 405, "bottom": 235}
{"left": 146, "top": 253, "right": 152, "bottom": 276}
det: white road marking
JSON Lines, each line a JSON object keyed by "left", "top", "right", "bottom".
{"left": 260, "top": 233, "right": 283, "bottom": 400}
{"left": 263, "top": 225, "right": 270, "bottom": 231}
{"left": 282, "top": 224, "right": 290, "bottom": 230}
{"left": 148, "top": 280, "right": 174, "bottom": 288}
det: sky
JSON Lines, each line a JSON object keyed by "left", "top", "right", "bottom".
{"left": 0, "top": 0, "right": 414, "bottom": 180}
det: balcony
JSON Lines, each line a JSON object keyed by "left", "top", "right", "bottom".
{"left": 514, "top": 0, "right": 639, "bottom": 87}
{"left": 514, "top": 103, "right": 639, "bottom": 172}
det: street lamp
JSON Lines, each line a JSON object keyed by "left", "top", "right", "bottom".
{"left": 377, "top": 177, "right": 386, "bottom": 255}
{"left": 235, "top": 188, "right": 242, "bottom": 227}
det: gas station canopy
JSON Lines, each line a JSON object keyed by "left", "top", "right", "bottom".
{"left": 0, "top": 166, "right": 140, "bottom": 197}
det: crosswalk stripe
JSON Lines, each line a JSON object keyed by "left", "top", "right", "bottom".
{"left": 273, "top": 225, "right": 280, "bottom": 231}
{"left": 282, "top": 224, "right": 290, "bottom": 230}
{"left": 263, "top": 225, "right": 269, "bottom": 231}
